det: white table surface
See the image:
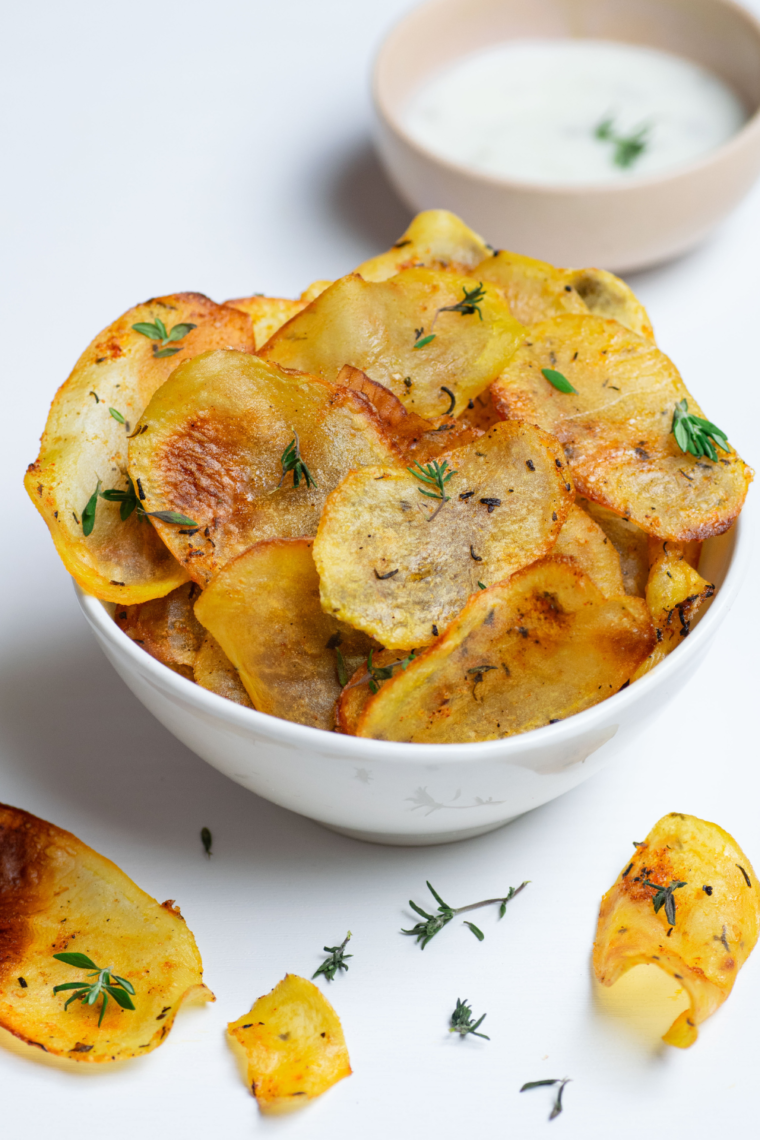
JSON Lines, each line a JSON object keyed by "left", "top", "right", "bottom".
{"left": 2, "top": 2, "right": 759, "bottom": 1136}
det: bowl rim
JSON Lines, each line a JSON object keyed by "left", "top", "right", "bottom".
{"left": 373, "top": 0, "right": 760, "bottom": 198}
{"left": 75, "top": 512, "right": 749, "bottom": 764}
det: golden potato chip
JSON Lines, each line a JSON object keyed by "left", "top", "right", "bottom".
{"left": 114, "top": 582, "right": 204, "bottom": 678}
{"left": 0, "top": 803, "right": 213, "bottom": 1063}
{"left": 226, "top": 295, "right": 305, "bottom": 349}
{"left": 632, "top": 544, "right": 714, "bottom": 680}
{"left": 194, "top": 633, "right": 254, "bottom": 708}
{"left": 577, "top": 498, "right": 650, "bottom": 597}
{"left": 24, "top": 294, "right": 255, "bottom": 604}
{"left": 128, "top": 350, "right": 399, "bottom": 585}
{"left": 314, "top": 422, "right": 574, "bottom": 650}
{"left": 352, "top": 557, "right": 654, "bottom": 742}
{"left": 260, "top": 268, "right": 525, "bottom": 419}
{"left": 562, "top": 267, "right": 654, "bottom": 340}
{"left": 194, "top": 538, "right": 378, "bottom": 729}
{"left": 476, "top": 250, "right": 589, "bottom": 325}
{"left": 337, "top": 648, "right": 409, "bottom": 736}
{"left": 492, "top": 315, "right": 753, "bottom": 541}
{"left": 552, "top": 504, "right": 625, "bottom": 598}
{"left": 593, "top": 812, "right": 760, "bottom": 1047}
{"left": 355, "top": 209, "right": 489, "bottom": 282}
{"left": 228, "top": 974, "right": 351, "bottom": 1114}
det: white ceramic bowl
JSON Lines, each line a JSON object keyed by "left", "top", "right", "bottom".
{"left": 373, "top": 0, "right": 760, "bottom": 271}
{"left": 76, "top": 518, "right": 747, "bottom": 846}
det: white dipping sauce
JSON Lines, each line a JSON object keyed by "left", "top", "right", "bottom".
{"left": 403, "top": 40, "right": 746, "bottom": 185}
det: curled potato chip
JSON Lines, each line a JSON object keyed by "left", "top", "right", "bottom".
{"left": 194, "top": 633, "right": 254, "bottom": 708}
{"left": 228, "top": 974, "right": 351, "bottom": 1114}
{"left": 24, "top": 294, "right": 255, "bottom": 604}
{"left": 553, "top": 504, "right": 625, "bottom": 598}
{"left": 577, "top": 498, "right": 650, "bottom": 597}
{"left": 492, "top": 315, "right": 753, "bottom": 541}
{"left": 260, "top": 268, "right": 525, "bottom": 419}
{"left": 194, "top": 538, "right": 378, "bottom": 729}
{"left": 314, "top": 422, "right": 573, "bottom": 650}
{"left": 128, "top": 350, "right": 399, "bottom": 585}
{"left": 226, "top": 282, "right": 332, "bottom": 350}
{"left": 476, "top": 250, "right": 589, "bottom": 325}
{"left": 632, "top": 544, "right": 714, "bottom": 680}
{"left": 0, "top": 803, "right": 213, "bottom": 1062}
{"left": 351, "top": 557, "right": 653, "bottom": 742}
{"left": 355, "top": 209, "right": 489, "bottom": 282}
{"left": 114, "top": 582, "right": 204, "bottom": 678}
{"left": 593, "top": 812, "right": 760, "bottom": 1047}
{"left": 562, "top": 267, "right": 654, "bottom": 340}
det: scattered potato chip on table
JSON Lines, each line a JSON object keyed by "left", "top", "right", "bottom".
{"left": 355, "top": 208, "right": 489, "bottom": 282}
{"left": 0, "top": 803, "right": 213, "bottom": 1062}
{"left": 593, "top": 813, "right": 760, "bottom": 1047}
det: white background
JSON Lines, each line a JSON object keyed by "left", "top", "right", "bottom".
{"left": 1, "top": 2, "right": 759, "bottom": 1136}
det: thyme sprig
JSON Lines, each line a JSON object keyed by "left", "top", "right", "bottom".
{"left": 132, "top": 317, "right": 197, "bottom": 357}
{"left": 312, "top": 932, "right": 352, "bottom": 982}
{"left": 275, "top": 429, "right": 316, "bottom": 490}
{"left": 595, "top": 116, "right": 650, "bottom": 168}
{"left": 435, "top": 282, "right": 486, "bottom": 323}
{"left": 407, "top": 459, "right": 458, "bottom": 521}
{"left": 449, "top": 997, "right": 489, "bottom": 1039}
{"left": 366, "top": 648, "right": 416, "bottom": 694}
{"left": 52, "top": 952, "right": 136, "bottom": 1027}
{"left": 521, "top": 1077, "right": 571, "bottom": 1121}
{"left": 541, "top": 367, "right": 577, "bottom": 394}
{"left": 642, "top": 879, "right": 687, "bottom": 926}
{"left": 671, "top": 399, "right": 729, "bottom": 462}
{"left": 402, "top": 880, "right": 529, "bottom": 949}
{"left": 82, "top": 482, "right": 197, "bottom": 532}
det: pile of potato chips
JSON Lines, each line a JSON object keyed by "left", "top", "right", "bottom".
{"left": 25, "top": 211, "right": 752, "bottom": 742}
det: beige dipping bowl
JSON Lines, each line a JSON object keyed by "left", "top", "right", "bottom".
{"left": 373, "top": 0, "right": 760, "bottom": 270}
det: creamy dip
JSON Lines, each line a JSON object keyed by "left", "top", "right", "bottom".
{"left": 403, "top": 39, "right": 746, "bottom": 185}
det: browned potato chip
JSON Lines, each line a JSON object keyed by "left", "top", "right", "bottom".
{"left": 476, "top": 250, "right": 589, "bottom": 325}
{"left": 228, "top": 974, "right": 351, "bottom": 1114}
{"left": 114, "top": 582, "right": 204, "bottom": 678}
{"left": 562, "top": 267, "right": 654, "bottom": 340}
{"left": 226, "top": 295, "right": 305, "bottom": 348}
{"left": 259, "top": 268, "right": 525, "bottom": 419}
{"left": 194, "top": 538, "right": 378, "bottom": 729}
{"left": 355, "top": 209, "right": 489, "bottom": 282}
{"left": 194, "top": 632, "right": 254, "bottom": 708}
{"left": 593, "top": 813, "right": 760, "bottom": 1047}
{"left": 351, "top": 557, "right": 653, "bottom": 742}
{"left": 24, "top": 294, "right": 255, "bottom": 604}
{"left": 337, "top": 648, "right": 406, "bottom": 736}
{"left": 492, "top": 315, "right": 753, "bottom": 541}
{"left": 0, "top": 803, "right": 213, "bottom": 1062}
{"left": 633, "top": 545, "right": 714, "bottom": 680}
{"left": 553, "top": 504, "right": 625, "bottom": 598}
{"left": 314, "top": 422, "right": 574, "bottom": 650}
{"left": 577, "top": 498, "right": 650, "bottom": 596}
{"left": 128, "top": 350, "right": 399, "bottom": 585}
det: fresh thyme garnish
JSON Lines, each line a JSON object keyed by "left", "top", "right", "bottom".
{"left": 52, "top": 952, "right": 136, "bottom": 1027}
{"left": 109, "top": 407, "right": 126, "bottom": 424}
{"left": 407, "top": 459, "right": 457, "bottom": 521}
{"left": 81, "top": 480, "right": 101, "bottom": 536}
{"left": 336, "top": 647, "right": 348, "bottom": 686}
{"left": 83, "top": 482, "right": 198, "bottom": 530}
{"left": 402, "top": 880, "right": 529, "bottom": 949}
{"left": 201, "top": 826, "right": 212, "bottom": 857}
{"left": 449, "top": 997, "right": 489, "bottom": 1039}
{"left": 312, "top": 932, "right": 352, "bottom": 982}
{"left": 595, "top": 115, "right": 650, "bottom": 168}
{"left": 542, "top": 367, "right": 577, "bottom": 394}
{"left": 477, "top": 581, "right": 487, "bottom": 590}
{"left": 131, "top": 318, "right": 197, "bottom": 357}
{"left": 365, "top": 648, "right": 416, "bottom": 694}
{"left": 413, "top": 330, "right": 436, "bottom": 349}
{"left": 521, "top": 1077, "right": 571, "bottom": 1121}
{"left": 435, "top": 281, "right": 486, "bottom": 322}
{"left": 275, "top": 429, "right": 316, "bottom": 490}
{"left": 671, "top": 399, "right": 729, "bottom": 462}
{"left": 642, "top": 879, "right": 687, "bottom": 926}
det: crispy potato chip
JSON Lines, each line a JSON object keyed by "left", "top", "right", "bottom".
{"left": 593, "top": 812, "right": 760, "bottom": 1047}
{"left": 577, "top": 498, "right": 650, "bottom": 596}
{"left": 194, "top": 538, "right": 378, "bottom": 729}
{"left": 552, "top": 504, "right": 625, "bottom": 598}
{"left": 562, "top": 267, "right": 654, "bottom": 340}
{"left": 351, "top": 557, "right": 654, "bottom": 742}
{"left": 492, "top": 315, "right": 753, "bottom": 541}
{"left": 0, "top": 803, "right": 213, "bottom": 1063}
{"left": 476, "top": 250, "right": 589, "bottom": 325}
{"left": 454, "top": 385, "right": 502, "bottom": 435}
{"left": 260, "top": 268, "right": 525, "bottom": 419}
{"left": 355, "top": 209, "right": 489, "bottom": 282}
{"left": 194, "top": 632, "right": 254, "bottom": 708}
{"left": 228, "top": 974, "right": 351, "bottom": 1114}
{"left": 337, "top": 648, "right": 407, "bottom": 736}
{"left": 314, "top": 422, "right": 573, "bottom": 650}
{"left": 114, "top": 582, "right": 204, "bottom": 678}
{"left": 128, "top": 350, "right": 399, "bottom": 585}
{"left": 226, "top": 295, "right": 305, "bottom": 349}
{"left": 632, "top": 545, "right": 714, "bottom": 680}
{"left": 24, "top": 294, "right": 255, "bottom": 604}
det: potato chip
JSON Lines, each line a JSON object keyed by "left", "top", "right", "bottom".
{"left": 194, "top": 633, "right": 254, "bottom": 708}
{"left": 114, "top": 582, "right": 204, "bottom": 678}
{"left": 228, "top": 974, "right": 351, "bottom": 1114}
{"left": 632, "top": 544, "right": 714, "bottom": 680}
{"left": 337, "top": 648, "right": 409, "bottom": 736}
{"left": 552, "top": 504, "right": 625, "bottom": 598}
{"left": 24, "top": 294, "right": 255, "bottom": 604}
{"left": 476, "top": 250, "right": 589, "bottom": 325}
{"left": 355, "top": 209, "right": 489, "bottom": 282}
{"left": 593, "top": 812, "right": 760, "bottom": 1047}
{"left": 352, "top": 557, "right": 654, "bottom": 742}
{"left": 577, "top": 498, "right": 650, "bottom": 596}
{"left": 259, "top": 268, "right": 525, "bottom": 419}
{"left": 0, "top": 803, "right": 213, "bottom": 1063}
{"left": 562, "top": 267, "right": 654, "bottom": 340}
{"left": 314, "top": 422, "right": 573, "bottom": 650}
{"left": 492, "top": 315, "right": 753, "bottom": 541}
{"left": 194, "top": 538, "right": 378, "bottom": 729}
{"left": 226, "top": 281, "right": 332, "bottom": 349}
{"left": 128, "top": 350, "right": 399, "bottom": 585}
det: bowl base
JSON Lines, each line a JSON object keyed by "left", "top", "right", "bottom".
{"left": 321, "top": 816, "right": 518, "bottom": 847}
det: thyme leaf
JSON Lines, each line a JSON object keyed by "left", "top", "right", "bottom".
{"left": 132, "top": 319, "right": 197, "bottom": 356}
{"left": 449, "top": 997, "right": 489, "bottom": 1039}
{"left": 521, "top": 1077, "right": 571, "bottom": 1120}
{"left": 312, "top": 932, "right": 352, "bottom": 982}
{"left": 435, "top": 281, "right": 486, "bottom": 321}
{"left": 642, "top": 879, "right": 687, "bottom": 926}
{"left": 52, "top": 952, "right": 136, "bottom": 1027}
{"left": 200, "top": 827, "right": 212, "bottom": 857}
{"left": 541, "top": 367, "right": 577, "bottom": 394}
{"left": 275, "top": 429, "right": 317, "bottom": 490}
{"left": 671, "top": 398, "right": 729, "bottom": 462}
{"left": 81, "top": 480, "right": 101, "bottom": 536}
{"left": 109, "top": 407, "right": 126, "bottom": 424}
{"left": 365, "top": 648, "right": 416, "bottom": 695}
{"left": 413, "top": 332, "right": 436, "bottom": 349}
{"left": 407, "top": 459, "right": 457, "bottom": 521}
{"left": 402, "top": 879, "right": 529, "bottom": 949}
